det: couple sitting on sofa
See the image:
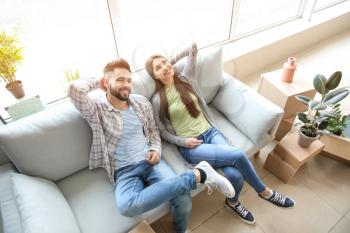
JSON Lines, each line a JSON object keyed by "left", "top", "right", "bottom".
{"left": 68, "top": 43, "right": 295, "bottom": 233}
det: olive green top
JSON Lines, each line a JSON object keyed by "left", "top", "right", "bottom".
{"left": 166, "top": 86, "right": 211, "bottom": 137}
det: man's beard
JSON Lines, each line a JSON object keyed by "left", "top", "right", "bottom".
{"left": 109, "top": 84, "right": 129, "bottom": 101}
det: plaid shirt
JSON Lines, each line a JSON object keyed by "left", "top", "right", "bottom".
{"left": 68, "top": 78, "right": 161, "bottom": 184}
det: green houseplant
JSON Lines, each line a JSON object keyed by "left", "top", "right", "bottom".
{"left": 65, "top": 69, "right": 80, "bottom": 83}
{"left": 0, "top": 30, "right": 25, "bottom": 98}
{"left": 295, "top": 71, "right": 350, "bottom": 147}
{"left": 325, "top": 103, "right": 348, "bottom": 136}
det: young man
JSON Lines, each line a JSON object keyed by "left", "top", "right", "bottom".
{"left": 68, "top": 59, "right": 235, "bottom": 233}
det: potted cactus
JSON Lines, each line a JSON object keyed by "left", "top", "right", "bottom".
{"left": 295, "top": 71, "right": 350, "bottom": 147}
{"left": 0, "top": 30, "right": 25, "bottom": 99}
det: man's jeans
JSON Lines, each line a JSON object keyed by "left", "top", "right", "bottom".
{"left": 115, "top": 160, "right": 196, "bottom": 233}
{"left": 179, "top": 128, "right": 266, "bottom": 202}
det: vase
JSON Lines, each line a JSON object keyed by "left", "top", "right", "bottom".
{"left": 6, "top": 80, "right": 25, "bottom": 99}
{"left": 281, "top": 57, "right": 297, "bottom": 83}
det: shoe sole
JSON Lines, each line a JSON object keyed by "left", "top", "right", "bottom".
{"left": 218, "top": 173, "right": 235, "bottom": 198}
{"left": 225, "top": 204, "right": 256, "bottom": 225}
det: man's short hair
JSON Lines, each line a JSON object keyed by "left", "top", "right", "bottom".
{"left": 103, "top": 58, "right": 131, "bottom": 75}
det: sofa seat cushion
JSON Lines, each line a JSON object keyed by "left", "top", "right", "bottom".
{"left": 0, "top": 163, "right": 22, "bottom": 233}
{"left": 0, "top": 103, "right": 92, "bottom": 181}
{"left": 208, "top": 106, "right": 271, "bottom": 157}
{"left": 160, "top": 107, "right": 262, "bottom": 165}
{"left": 11, "top": 173, "right": 81, "bottom": 233}
{"left": 0, "top": 147, "right": 9, "bottom": 166}
{"left": 160, "top": 141, "right": 205, "bottom": 197}
{"left": 57, "top": 168, "right": 169, "bottom": 233}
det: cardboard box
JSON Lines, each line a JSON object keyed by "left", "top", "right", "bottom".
{"left": 275, "top": 131, "right": 324, "bottom": 169}
{"left": 264, "top": 131, "right": 325, "bottom": 183}
{"left": 264, "top": 151, "right": 296, "bottom": 183}
{"left": 320, "top": 134, "right": 350, "bottom": 165}
{"left": 258, "top": 70, "right": 316, "bottom": 118}
{"left": 275, "top": 116, "right": 296, "bottom": 141}
{"left": 129, "top": 220, "right": 156, "bottom": 233}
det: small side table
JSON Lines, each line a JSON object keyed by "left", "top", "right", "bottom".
{"left": 264, "top": 131, "right": 325, "bottom": 183}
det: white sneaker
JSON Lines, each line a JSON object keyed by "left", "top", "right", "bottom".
{"left": 195, "top": 161, "right": 235, "bottom": 198}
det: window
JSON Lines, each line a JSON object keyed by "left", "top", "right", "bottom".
{"left": 314, "top": 0, "right": 347, "bottom": 11}
{"left": 232, "top": 0, "right": 304, "bottom": 37}
{"left": 108, "top": 0, "right": 234, "bottom": 71}
{"left": 0, "top": 0, "right": 116, "bottom": 106}
{"left": 0, "top": 0, "right": 347, "bottom": 113}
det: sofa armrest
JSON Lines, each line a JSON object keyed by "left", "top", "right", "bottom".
{"left": 212, "top": 72, "right": 284, "bottom": 144}
{"left": 11, "top": 173, "right": 81, "bottom": 233}
{"left": 0, "top": 163, "right": 22, "bottom": 233}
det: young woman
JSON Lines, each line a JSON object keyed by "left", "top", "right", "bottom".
{"left": 145, "top": 43, "right": 295, "bottom": 225}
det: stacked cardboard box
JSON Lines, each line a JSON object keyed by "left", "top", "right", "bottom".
{"left": 258, "top": 69, "right": 316, "bottom": 140}
{"left": 129, "top": 220, "right": 156, "bottom": 233}
{"left": 264, "top": 131, "right": 324, "bottom": 183}
{"left": 320, "top": 134, "right": 350, "bottom": 165}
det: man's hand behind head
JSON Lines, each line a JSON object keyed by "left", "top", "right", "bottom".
{"left": 100, "top": 77, "right": 107, "bottom": 92}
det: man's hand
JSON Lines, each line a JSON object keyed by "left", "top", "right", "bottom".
{"left": 147, "top": 151, "right": 160, "bottom": 165}
{"left": 99, "top": 77, "right": 107, "bottom": 92}
{"left": 185, "top": 138, "right": 203, "bottom": 148}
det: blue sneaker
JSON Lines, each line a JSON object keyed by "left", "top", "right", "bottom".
{"left": 259, "top": 190, "right": 295, "bottom": 208}
{"left": 225, "top": 199, "right": 255, "bottom": 225}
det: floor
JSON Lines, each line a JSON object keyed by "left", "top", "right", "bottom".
{"left": 151, "top": 30, "right": 350, "bottom": 233}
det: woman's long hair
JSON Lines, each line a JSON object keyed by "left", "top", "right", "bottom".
{"left": 145, "top": 55, "right": 200, "bottom": 123}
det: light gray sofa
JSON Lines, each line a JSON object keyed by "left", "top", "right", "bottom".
{"left": 0, "top": 47, "right": 283, "bottom": 233}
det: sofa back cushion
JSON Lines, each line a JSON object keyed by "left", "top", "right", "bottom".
{"left": 173, "top": 47, "right": 223, "bottom": 103}
{"left": 11, "top": 173, "right": 81, "bottom": 233}
{"left": 131, "top": 70, "right": 156, "bottom": 100}
{"left": 212, "top": 74, "right": 283, "bottom": 144}
{"left": 0, "top": 102, "right": 92, "bottom": 181}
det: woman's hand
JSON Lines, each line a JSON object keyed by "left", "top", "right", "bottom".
{"left": 185, "top": 138, "right": 203, "bottom": 148}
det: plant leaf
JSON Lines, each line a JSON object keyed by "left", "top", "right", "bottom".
{"left": 295, "top": 95, "right": 311, "bottom": 105}
{"left": 318, "top": 121, "right": 328, "bottom": 130}
{"left": 297, "top": 112, "right": 309, "bottom": 123}
{"left": 313, "top": 74, "right": 327, "bottom": 95}
{"left": 324, "top": 87, "right": 350, "bottom": 103}
{"left": 314, "top": 103, "right": 327, "bottom": 110}
{"left": 320, "top": 111, "right": 340, "bottom": 119}
{"left": 324, "top": 91, "right": 350, "bottom": 105}
{"left": 318, "top": 116, "right": 329, "bottom": 122}
{"left": 326, "top": 71, "right": 342, "bottom": 90}
{"left": 308, "top": 100, "right": 319, "bottom": 110}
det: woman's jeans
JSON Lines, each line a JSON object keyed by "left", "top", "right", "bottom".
{"left": 115, "top": 160, "right": 195, "bottom": 233}
{"left": 179, "top": 128, "right": 266, "bottom": 202}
